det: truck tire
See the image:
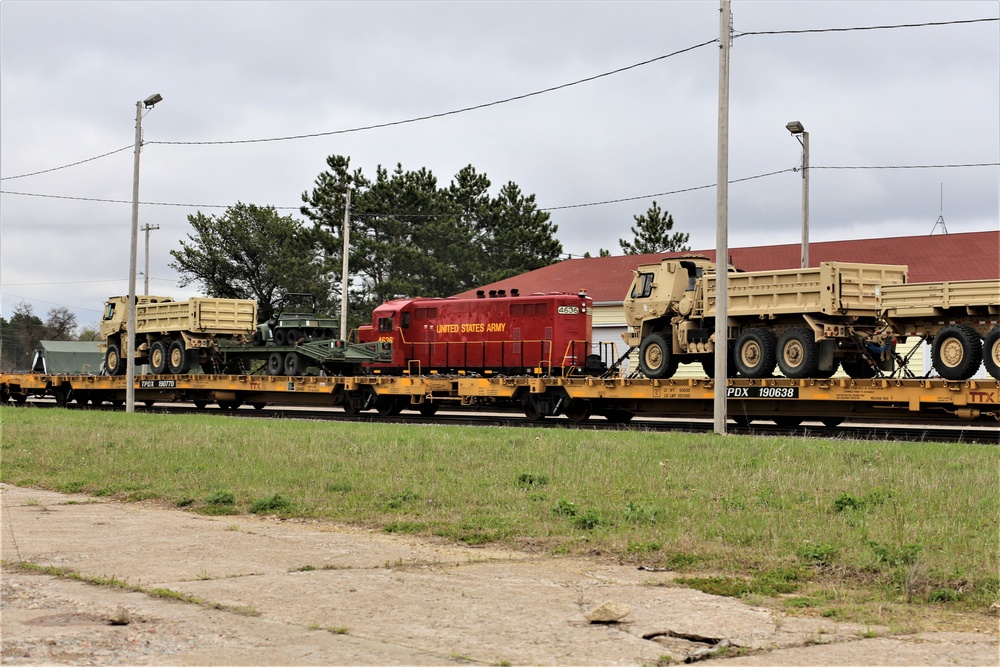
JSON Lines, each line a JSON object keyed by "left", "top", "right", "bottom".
{"left": 734, "top": 328, "right": 777, "bottom": 378}
{"left": 984, "top": 326, "right": 1000, "bottom": 380}
{"left": 149, "top": 341, "right": 169, "bottom": 375}
{"left": 105, "top": 344, "right": 126, "bottom": 376}
{"left": 932, "top": 324, "right": 983, "bottom": 381}
{"left": 267, "top": 352, "right": 284, "bottom": 376}
{"left": 284, "top": 352, "right": 305, "bottom": 376}
{"left": 777, "top": 327, "right": 819, "bottom": 379}
{"left": 272, "top": 328, "right": 288, "bottom": 346}
{"left": 639, "top": 332, "right": 678, "bottom": 379}
{"left": 167, "top": 340, "right": 190, "bottom": 374}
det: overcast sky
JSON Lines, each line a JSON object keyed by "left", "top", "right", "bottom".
{"left": 1, "top": 1, "right": 997, "bottom": 330}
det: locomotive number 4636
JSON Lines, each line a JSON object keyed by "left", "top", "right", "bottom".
{"left": 557, "top": 306, "right": 580, "bottom": 315}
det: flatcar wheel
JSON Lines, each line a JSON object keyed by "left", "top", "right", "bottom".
{"left": 167, "top": 340, "right": 189, "bottom": 374}
{"left": 341, "top": 391, "right": 361, "bottom": 415}
{"left": 149, "top": 341, "right": 169, "bottom": 375}
{"left": 375, "top": 396, "right": 404, "bottom": 416}
{"left": 984, "top": 327, "right": 1000, "bottom": 380}
{"left": 193, "top": 400, "right": 208, "bottom": 409}
{"left": 522, "top": 396, "right": 546, "bottom": 421}
{"left": 932, "top": 324, "right": 983, "bottom": 381}
{"left": 251, "top": 402, "right": 266, "bottom": 411}
{"left": 564, "top": 399, "right": 592, "bottom": 423}
{"left": 417, "top": 402, "right": 439, "bottom": 417}
{"left": 732, "top": 415, "right": 753, "bottom": 427}
{"left": 821, "top": 417, "right": 844, "bottom": 427}
{"left": 773, "top": 416, "right": 802, "bottom": 428}
{"left": 777, "top": 327, "right": 819, "bottom": 379}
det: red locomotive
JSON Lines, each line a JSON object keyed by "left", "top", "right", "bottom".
{"left": 357, "top": 289, "right": 600, "bottom": 375}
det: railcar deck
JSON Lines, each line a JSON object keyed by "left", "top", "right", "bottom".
{"left": 2, "top": 372, "right": 997, "bottom": 426}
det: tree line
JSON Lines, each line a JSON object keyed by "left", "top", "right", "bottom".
{"left": 2, "top": 155, "right": 690, "bottom": 369}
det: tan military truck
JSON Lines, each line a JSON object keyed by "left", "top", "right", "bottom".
{"left": 99, "top": 295, "right": 258, "bottom": 375}
{"left": 623, "top": 256, "right": 907, "bottom": 379}
{"left": 881, "top": 279, "right": 1000, "bottom": 380}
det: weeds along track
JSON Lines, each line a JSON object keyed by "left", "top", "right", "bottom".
{"left": 11, "top": 398, "right": 996, "bottom": 444}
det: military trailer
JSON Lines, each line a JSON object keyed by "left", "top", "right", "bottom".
{"left": 881, "top": 279, "right": 1000, "bottom": 380}
{"left": 623, "top": 257, "right": 908, "bottom": 379}
{"left": 99, "top": 296, "right": 258, "bottom": 375}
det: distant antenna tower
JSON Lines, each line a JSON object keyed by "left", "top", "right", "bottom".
{"left": 930, "top": 183, "right": 949, "bottom": 234}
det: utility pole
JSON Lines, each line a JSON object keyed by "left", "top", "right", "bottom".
{"left": 142, "top": 224, "right": 159, "bottom": 295}
{"left": 713, "top": 0, "right": 732, "bottom": 436}
{"left": 340, "top": 189, "right": 352, "bottom": 341}
{"left": 127, "top": 93, "right": 161, "bottom": 414}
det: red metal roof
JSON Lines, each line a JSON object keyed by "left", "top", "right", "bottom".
{"left": 455, "top": 231, "right": 999, "bottom": 303}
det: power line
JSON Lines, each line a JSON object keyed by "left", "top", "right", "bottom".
{"left": 735, "top": 16, "right": 998, "bottom": 38}
{"left": 2, "top": 162, "right": 997, "bottom": 218}
{"left": 0, "top": 145, "right": 133, "bottom": 182}
{"left": 150, "top": 40, "right": 720, "bottom": 147}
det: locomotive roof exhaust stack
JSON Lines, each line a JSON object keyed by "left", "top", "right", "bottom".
{"left": 489, "top": 290, "right": 497, "bottom": 298}
{"left": 511, "top": 288, "right": 519, "bottom": 297}
{"left": 498, "top": 290, "right": 506, "bottom": 297}
{"left": 476, "top": 290, "right": 485, "bottom": 299}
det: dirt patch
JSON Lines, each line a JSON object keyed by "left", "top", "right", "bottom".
{"left": 2, "top": 484, "right": 996, "bottom": 665}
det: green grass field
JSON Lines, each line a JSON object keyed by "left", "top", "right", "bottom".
{"left": 2, "top": 407, "right": 997, "bottom": 629}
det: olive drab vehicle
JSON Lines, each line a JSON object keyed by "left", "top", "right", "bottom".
{"left": 622, "top": 256, "right": 908, "bottom": 380}
{"left": 98, "top": 296, "right": 258, "bottom": 375}
{"left": 251, "top": 293, "right": 338, "bottom": 347}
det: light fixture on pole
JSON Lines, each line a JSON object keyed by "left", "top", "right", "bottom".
{"left": 786, "top": 120, "right": 809, "bottom": 268}
{"left": 126, "top": 93, "right": 163, "bottom": 413}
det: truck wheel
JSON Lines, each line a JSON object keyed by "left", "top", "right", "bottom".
{"left": 286, "top": 328, "right": 303, "bottom": 344}
{"left": 272, "top": 328, "right": 288, "bottom": 346}
{"left": 639, "top": 332, "right": 678, "bottom": 379}
{"left": 105, "top": 344, "right": 127, "bottom": 376}
{"left": 267, "top": 352, "right": 284, "bottom": 376}
{"left": 984, "top": 327, "right": 1000, "bottom": 380}
{"left": 734, "top": 328, "right": 777, "bottom": 378}
{"left": 777, "top": 327, "right": 819, "bottom": 378}
{"left": 149, "top": 341, "right": 169, "bottom": 375}
{"left": 167, "top": 340, "right": 190, "bottom": 374}
{"left": 932, "top": 324, "right": 983, "bottom": 381}
{"left": 284, "top": 352, "right": 304, "bottom": 376}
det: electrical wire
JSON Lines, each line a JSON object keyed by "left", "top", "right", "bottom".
{"left": 735, "top": 16, "right": 998, "bottom": 38}
{"left": 2, "top": 162, "right": 997, "bottom": 219}
{"left": 0, "top": 145, "right": 133, "bottom": 182}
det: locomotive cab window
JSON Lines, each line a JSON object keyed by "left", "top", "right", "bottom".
{"left": 401, "top": 312, "right": 411, "bottom": 329}
{"left": 631, "top": 273, "right": 655, "bottom": 298}
{"left": 377, "top": 317, "right": 393, "bottom": 332}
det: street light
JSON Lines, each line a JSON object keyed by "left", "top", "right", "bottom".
{"left": 786, "top": 120, "right": 809, "bottom": 268}
{"left": 126, "top": 93, "right": 163, "bottom": 413}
